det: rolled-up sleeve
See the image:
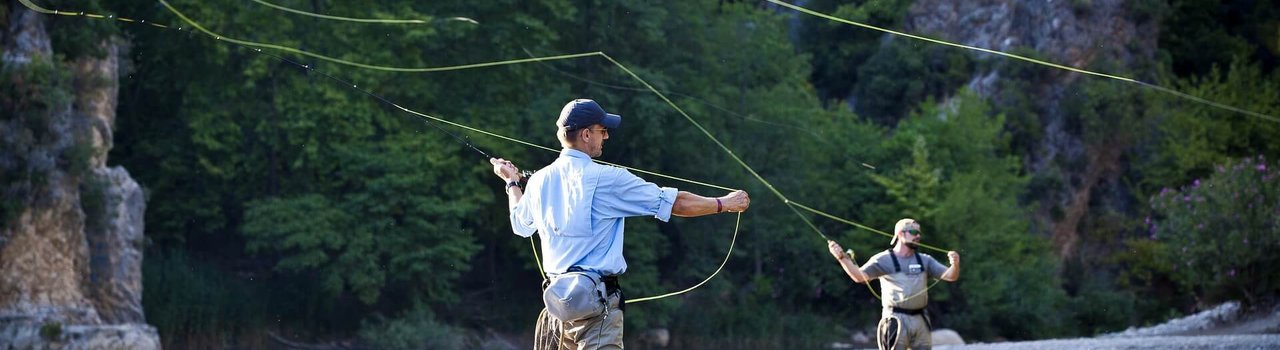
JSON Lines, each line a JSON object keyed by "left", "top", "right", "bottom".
{"left": 596, "top": 167, "right": 678, "bottom": 222}
{"left": 861, "top": 259, "right": 888, "bottom": 279}
{"left": 509, "top": 200, "right": 537, "bottom": 237}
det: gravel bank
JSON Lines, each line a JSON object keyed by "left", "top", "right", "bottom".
{"left": 940, "top": 334, "right": 1280, "bottom": 350}
{"left": 938, "top": 302, "right": 1280, "bottom": 350}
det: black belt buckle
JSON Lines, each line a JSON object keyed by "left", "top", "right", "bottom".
{"left": 601, "top": 275, "right": 624, "bottom": 313}
{"left": 601, "top": 275, "right": 620, "bottom": 293}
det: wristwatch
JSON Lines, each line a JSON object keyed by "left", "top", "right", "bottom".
{"left": 505, "top": 181, "right": 521, "bottom": 193}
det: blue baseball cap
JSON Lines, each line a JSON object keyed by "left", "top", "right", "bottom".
{"left": 557, "top": 99, "right": 621, "bottom": 131}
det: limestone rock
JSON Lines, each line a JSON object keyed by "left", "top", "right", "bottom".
{"left": 0, "top": 321, "right": 159, "bottom": 350}
{"left": 851, "top": 330, "right": 870, "bottom": 344}
{"left": 639, "top": 328, "right": 670, "bottom": 347}
{"left": 931, "top": 328, "right": 965, "bottom": 345}
{"left": 1, "top": 3, "right": 158, "bottom": 349}
{"left": 85, "top": 167, "right": 147, "bottom": 324}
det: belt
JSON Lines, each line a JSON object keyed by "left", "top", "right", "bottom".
{"left": 891, "top": 306, "right": 925, "bottom": 315}
{"left": 889, "top": 306, "right": 931, "bottom": 330}
{"left": 601, "top": 275, "right": 621, "bottom": 295}
{"left": 601, "top": 275, "right": 624, "bottom": 313}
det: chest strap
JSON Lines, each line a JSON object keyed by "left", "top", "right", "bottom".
{"left": 887, "top": 250, "right": 925, "bottom": 273}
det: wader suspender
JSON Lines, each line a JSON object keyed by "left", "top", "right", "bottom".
{"left": 886, "top": 250, "right": 933, "bottom": 330}
{"left": 887, "top": 250, "right": 925, "bottom": 273}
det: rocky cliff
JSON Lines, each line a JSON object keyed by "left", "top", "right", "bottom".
{"left": 903, "top": 0, "right": 1159, "bottom": 260}
{"left": 1, "top": 2, "right": 159, "bottom": 348}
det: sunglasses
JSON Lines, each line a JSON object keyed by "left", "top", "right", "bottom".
{"left": 904, "top": 228, "right": 921, "bottom": 236}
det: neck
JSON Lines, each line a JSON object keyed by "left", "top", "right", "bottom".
{"left": 566, "top": 144, "right": 591, "bottom": 155}
{"left": 893, "top": 243, "right": 914, "bottom": 256}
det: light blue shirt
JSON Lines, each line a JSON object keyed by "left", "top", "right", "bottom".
{"left": 510, "top": 149, "right": 678, "bottom": 275}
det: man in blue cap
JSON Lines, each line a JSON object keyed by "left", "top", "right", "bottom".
{"left": 490, "top": 99, "right": 750, "bottom": 349}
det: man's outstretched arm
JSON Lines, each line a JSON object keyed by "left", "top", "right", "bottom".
{"left": 672, "top": 190, "right": 750, "bottom": 217}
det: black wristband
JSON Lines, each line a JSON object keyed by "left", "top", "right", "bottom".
{"left": 505, "top": 181, "right": 520, "bottom": 192}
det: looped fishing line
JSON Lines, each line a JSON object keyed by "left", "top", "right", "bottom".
{"left": 767, "top": 0, "right": 1279, "bottom": 123}
{"left": 248, "top": 0, "right": 477, "bottom": 25}
{"left": 22, "top": 0, "right": 966, "bottom": 302}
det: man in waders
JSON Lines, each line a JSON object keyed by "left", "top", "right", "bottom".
{"left": 490, "top": 98, "right": 751, "bottom": 349}
{"left": 827, "top": 218, "right": 960, "bottom": 350}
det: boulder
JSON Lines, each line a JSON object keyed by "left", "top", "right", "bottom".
{"left": 931, "top": 328, "right": 965, "bottom": 346}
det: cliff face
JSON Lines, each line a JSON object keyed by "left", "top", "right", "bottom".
{"left": 1, "top": 2, "right": 158, "bottom": 348}
{"left": 904, "top": 0, "right": 1159, "bottom": 260}
{"left": 905, "top": 0, "right": 1157, "bottom": 80}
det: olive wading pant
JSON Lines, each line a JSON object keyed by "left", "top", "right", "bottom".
{"left": 877, "top": 312, "right": 931, "bottom": 350}
{"left": 535, "top": 292, "right": 624, "bottom": 350}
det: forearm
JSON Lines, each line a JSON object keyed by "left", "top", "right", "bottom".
{"left": 671, "top": 191, "right": 717, "bottom": 217}
{"left": 506, "top": 187, "right": 523, "bottom": 211}
{"left": 491, "top": 159, "right": 524, "bottom": 211}
{"left": 940, "top": 264, "right": 959, "bottom": 282}
{"left": 837, "top": 257, "right": 870, "bottom": 283}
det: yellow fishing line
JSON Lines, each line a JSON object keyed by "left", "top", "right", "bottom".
{"left": 158, "top": 0, "right": 586, "bottom": 73}
{"left": 788, "top": 201, "right": 948, "bottom": 254}
{"left": 248, "top": 0, "right": 442, "bottom": 24}
{"left": 766, "top": 0, "right": 1279, "bottom": 123}
{"left": 166, "top": 0, "right": 951, "bottom": 287}
{"left": 530, "top": 237, "right": 545, "bottom": 278}
{"left": 20, "top": 0, "right": 953, "bottom": 301}
{"left": 630, "top": 212, "right": 743, "bottom": 303}
{"left": 20, "top": 0, "right": 728, "bottom": 192}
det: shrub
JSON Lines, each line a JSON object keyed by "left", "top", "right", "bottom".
{"left": 357, "top": 307, "right": 465, "bottom": 350}
{"left": 1149, "top": 155, "right": 1280, "bottom": 304}
{"left": 143, "top": 249, "right": 269, "bottom": 348}
{"left": 40, "top": 322, "right": 62, "bottom": 341}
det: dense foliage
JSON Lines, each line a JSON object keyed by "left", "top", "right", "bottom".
{"left": 7, "top": 0, "right": 1275, "bottom": 347}
{"left": 1147, "top": 156, "right": 1280, "bottom": 305}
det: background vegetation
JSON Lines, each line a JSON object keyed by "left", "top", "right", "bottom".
{"left": 7, "top": 0, "right": 1277, "bottom": 348}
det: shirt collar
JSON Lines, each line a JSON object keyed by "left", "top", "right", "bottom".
{"left": 559, "top": 148, "right": 590, "bottom": 160}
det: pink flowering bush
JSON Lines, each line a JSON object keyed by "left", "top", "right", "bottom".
{"left": 1148, "top": 155, "right": 1279, "bottom": 304}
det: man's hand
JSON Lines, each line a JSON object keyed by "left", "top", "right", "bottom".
{"left": 828, "top": 240, "right": 849, "bottom": 261}
{"left": 489, "top": 158, "right": 520, "bottom": 183}
{"left": 719, "top": 190, "right": 751, "bottom": 212}
{"left": 948, "top": 251, "right": 960, "bottom": 266}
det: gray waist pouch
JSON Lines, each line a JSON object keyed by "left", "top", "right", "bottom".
{"left": 543, "top": 271, "right": 607, "bottom": 322}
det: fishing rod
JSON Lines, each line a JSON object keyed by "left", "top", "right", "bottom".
{"left": 246, "top": 50, "right": 536, "bottom": 179}
{"left": 19, "top": 0, "right": 948, "bottom": 302}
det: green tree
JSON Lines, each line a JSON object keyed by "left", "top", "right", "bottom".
{"left": 852, "top": 39, "right": 974, "bottom": 124}
{"left": 1160, "top": 0, "right": 1278, "bottom": 76}
{"left": 884, "top": 92, "right": 1067, "bottom": 340}
{"left": 795, "top": 0, "right": 915, "bottom": 103}
{"left": 1139, "top": 59, "right": 1280, "bottom": 190}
